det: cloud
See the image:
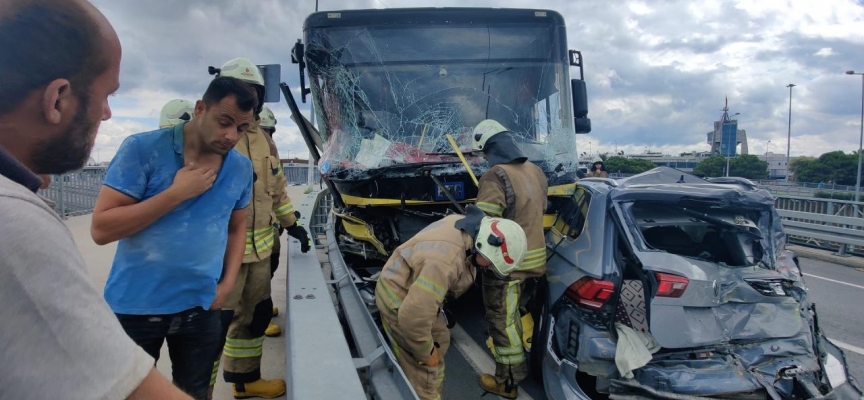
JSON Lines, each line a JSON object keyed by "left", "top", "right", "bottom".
{"left": 89, "top": 0, "right": 864, "bottom": 161}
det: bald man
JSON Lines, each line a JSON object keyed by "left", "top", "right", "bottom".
{"left": 0, "top": 0, "right": 190, "bottom": 398}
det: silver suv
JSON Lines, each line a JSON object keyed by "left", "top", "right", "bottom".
{"left": 533, "top": 167, "right": 862, "bottom": 399}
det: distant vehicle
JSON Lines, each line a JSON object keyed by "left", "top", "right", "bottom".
{"left": 536, "top": 167, "right": 862, "bottom": 399}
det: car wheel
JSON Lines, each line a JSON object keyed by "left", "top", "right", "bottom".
{"left": 529, "top": 278, "right": 549, "bottom": 382}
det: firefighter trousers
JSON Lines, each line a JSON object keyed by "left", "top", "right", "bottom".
{"left": 381, "top": 310, "right": 450, "bottom": 400}
{"left": 482, "top": 271, "right": 527, "bottom": 384}
{"left": 220, "top": 258, "right": 274, "bottom": 383}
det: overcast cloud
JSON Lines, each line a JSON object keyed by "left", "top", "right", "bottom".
{"left": 88, "top": 0, "right": 864, "bottom": 162}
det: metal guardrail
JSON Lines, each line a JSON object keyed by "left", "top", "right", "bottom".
{"left": 284, "top": 165, "right": 322, "bottom": 185}
{"left": 39, "top": 165, "right": 320, "bottom": 218}
{"left": 321, "top": 190, "right": 419, "bottom": 399}
{"left": 773, "top": 195, "right": 864, "bottom": 255}
{"left": 285, "top": 189, "right": 416, "bottom": 399}
{"left": 285, "top": 189, "right": 366, "bottom": 398}
{"left": 39, "top": 167, "right": 106, "bottom": 218}
{"left": 778, "top": 209, "right": 864, "bottom": 256}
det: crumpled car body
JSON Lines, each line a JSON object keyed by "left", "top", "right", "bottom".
{"left": 538, "top": 167, "right": 863, "bottom": 399}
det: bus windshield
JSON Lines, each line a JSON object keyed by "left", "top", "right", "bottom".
{"left": 306, "top": 20, "right": 577, "bottom": 175}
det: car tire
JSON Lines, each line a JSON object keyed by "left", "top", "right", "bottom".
{"left": 529, "top": 277, "right": 549, "bottom": 382}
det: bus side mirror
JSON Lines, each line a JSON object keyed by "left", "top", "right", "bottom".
{"left": 572, "top": 79, "right": 591, "bottom": 134}
{"left": 257, "top": 64, "right": 283, "bottom": 103}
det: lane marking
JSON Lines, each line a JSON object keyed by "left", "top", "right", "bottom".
{"left": 803, "top": 273, "right": 864, "bottom": 290}
{"left": 829, "top": 338, "right": 864, "bottom": 357}
{"left": 450, "top": 324, "right": 535, "bottom": 400}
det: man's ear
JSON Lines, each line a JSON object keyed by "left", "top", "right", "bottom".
{"left": 41, "top": 79, "right": 72, "bottom": 125}
{"left": 194, "top": 100, "right": 206, "bottom": 118}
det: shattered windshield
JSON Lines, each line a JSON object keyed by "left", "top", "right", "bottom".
{"left": 631, "top": 202, "right": 769, "bottom": 267}
{"left": 306, "top": 20, "right": 576, "bottom": 178}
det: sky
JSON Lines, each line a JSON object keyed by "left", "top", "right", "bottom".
{"left": 88, "top": 0, "right": 864, "bottom": 163}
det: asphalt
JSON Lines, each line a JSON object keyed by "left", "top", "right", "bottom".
{"left": 796, "top": 257, "right": 864, "bottom": 385}
{"left": 65, "top": 197, "right": 864, "bottom": 399}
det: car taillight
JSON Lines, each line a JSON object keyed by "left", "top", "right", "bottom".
{"left": 655, "top": 272, "right": 688, "bottom": 298}
{"left": 565, "top": 277, "right": 615, "bottom": 310}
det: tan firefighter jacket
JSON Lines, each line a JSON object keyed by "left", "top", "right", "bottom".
{"left": 235, "top": 121, "right": 296, "bottom": 263}
{"left": 476, "top": 161, "right": 548, "bottom": 279}
{"left": 375, "top": 214, "right": 476, "bottom": 360}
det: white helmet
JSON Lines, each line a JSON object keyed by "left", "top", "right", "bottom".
{"left": 472, "top": 119, "right": 509, "bottom": 152}
{"left": 475, "top": 217, "right": 527, "bottom": 279}
{"left": 259, "top": 106, "right": 276, "bottom": 129}
{"left": 158, "top": 99, "right": 194, "bottom": 128}
{"left": 212, "top": 57, "right": 265, "bottom": 112}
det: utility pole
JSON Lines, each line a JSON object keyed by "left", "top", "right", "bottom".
{"left": 786, "top": 83, "right": 795, "bottom": 181}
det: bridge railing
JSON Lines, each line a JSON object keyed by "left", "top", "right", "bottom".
{"left": 39, "top": 165, "right": 320, "bottom": 218}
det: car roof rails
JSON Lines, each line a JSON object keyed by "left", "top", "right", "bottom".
{"left": 579, "top": 177, "right": 619, "bottom": 187}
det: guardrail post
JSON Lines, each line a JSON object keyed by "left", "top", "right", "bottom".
{"left": 58, "top": 176, "right": 66, "bottom": 220}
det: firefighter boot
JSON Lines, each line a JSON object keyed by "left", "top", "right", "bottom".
{"left": 233, "top": 378, "right": 286, "bottom": 399}
{"left": 264, "top": 323, "right": 281, "bottom": 337}
{"left": 272, "top": 307, "right": 278, "bottom": 317}
{"left": 479, "top": 374, "right": 517, "bottom": 399}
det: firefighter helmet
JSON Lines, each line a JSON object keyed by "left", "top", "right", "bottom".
{"left": 210, "top": 57, "right": 265, "bottom": 113}
{"left": 475, "top": 217, "right": 527, "bottom": 279}
{"left": 472, "top": 119, "right": 509, "bottom": 152}
{"left": 259, "top": 106, "right": 276, "bottom": 129}
{"left": 158, "top": 99, "right": 194, "bottom": 128}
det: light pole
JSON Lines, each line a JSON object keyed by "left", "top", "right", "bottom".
{"left": 786, "top": 84, "right": 795, "bottom": 181}
{"left": 847, "top": 71, "right": 864, "bottom": 202}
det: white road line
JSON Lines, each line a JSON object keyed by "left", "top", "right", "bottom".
{"left": 450, "top": 324, "right": 535, "bottom": 400}
{"left": 803, "top": 273, "right": 864, "bottom": 290}
{"left": 829, "top": 338, "right": 864, "bottom": 357}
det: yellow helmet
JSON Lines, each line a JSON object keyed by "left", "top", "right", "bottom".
{"left": 475, "top": 217, "right": 527, "bottom": 278}
{"left": 472, "top": 119, "right": 509, "bottom": 152}
{"left": 211, "top": 57, "right": 265, "bottom": 113}
{"left": 259, "top": 106, "right": 276, "bottom": 129}
{"left": 158, "top": 99, "right": 194, "bottom": 128}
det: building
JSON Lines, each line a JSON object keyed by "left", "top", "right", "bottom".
{"left": 759, "top": 152, "right": 788, "bottom": 179}
{"left": 707, "top": 99, "right": 749, "bottom": 156}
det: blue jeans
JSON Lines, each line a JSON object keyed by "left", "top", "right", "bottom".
{"left": 116, "top": 307, "right": 221, "bottom": 400}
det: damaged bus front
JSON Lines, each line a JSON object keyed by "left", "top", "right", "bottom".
{"left": 287, "top": 8, "right": 590, "bottom": 266}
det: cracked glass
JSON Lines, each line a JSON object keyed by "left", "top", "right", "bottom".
{"left": 306, "top": 21, "right": 577, "bottom": 180}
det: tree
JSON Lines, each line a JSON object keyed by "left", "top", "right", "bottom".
{"left": 694, "top": 155, "right": 726, "bottom": 177}
{"left": 603, "top": 156, "right": 656, "bottom": 174}
{"left": 694, "top": 154, "right": 768, "bottom": 179}
{"left": 791, "top": 151, "right": 858, "bottom": 185}
{"left": 729, "top": 154, "right": 768, "bottom": 180}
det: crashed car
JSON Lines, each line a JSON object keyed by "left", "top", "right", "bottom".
{"left": 534, "top": 167, "right": 863, "bottom": 399}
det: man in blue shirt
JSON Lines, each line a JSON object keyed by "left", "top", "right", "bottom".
{"left": 91, "top": 76, "right": 256, "bottom": 400}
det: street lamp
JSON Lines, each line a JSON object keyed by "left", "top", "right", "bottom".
{"left": 786, "top": 84, "right": 795, "bottom": 181}
{"left": 847, "top": 71, "right": 864, "bottom": 202}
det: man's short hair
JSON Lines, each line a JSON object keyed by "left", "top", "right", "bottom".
{"left": 202, "top": 77, "right": 259, "bottom": 114}
{"left": 0, "top": 0, "right": 109, "bottom": 115}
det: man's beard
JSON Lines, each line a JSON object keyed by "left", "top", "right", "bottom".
{"left": 30, "top": 93, "right": 96, "bottom": 175}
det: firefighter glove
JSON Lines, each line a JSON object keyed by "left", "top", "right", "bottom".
{"left": 287, "top": 222, "right": 311, "bottom": 253}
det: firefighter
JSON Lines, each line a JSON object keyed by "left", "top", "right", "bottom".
{"left": 258, "top": 106, "right": 283, "bottom": 338}
{"left": 375, "top": 205, "right": 527, "bottom": 400}
{"left": 585, "top": 157, "right": 609, "bottom": 178}
{"left": 472, "top": 119, "right": 548, "bottom": 398}
{"left": 208, "top": 58, "right": 311, "bottom": 399}
{"left": 158, "top": 99, "right": 194, "bottom": 129}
